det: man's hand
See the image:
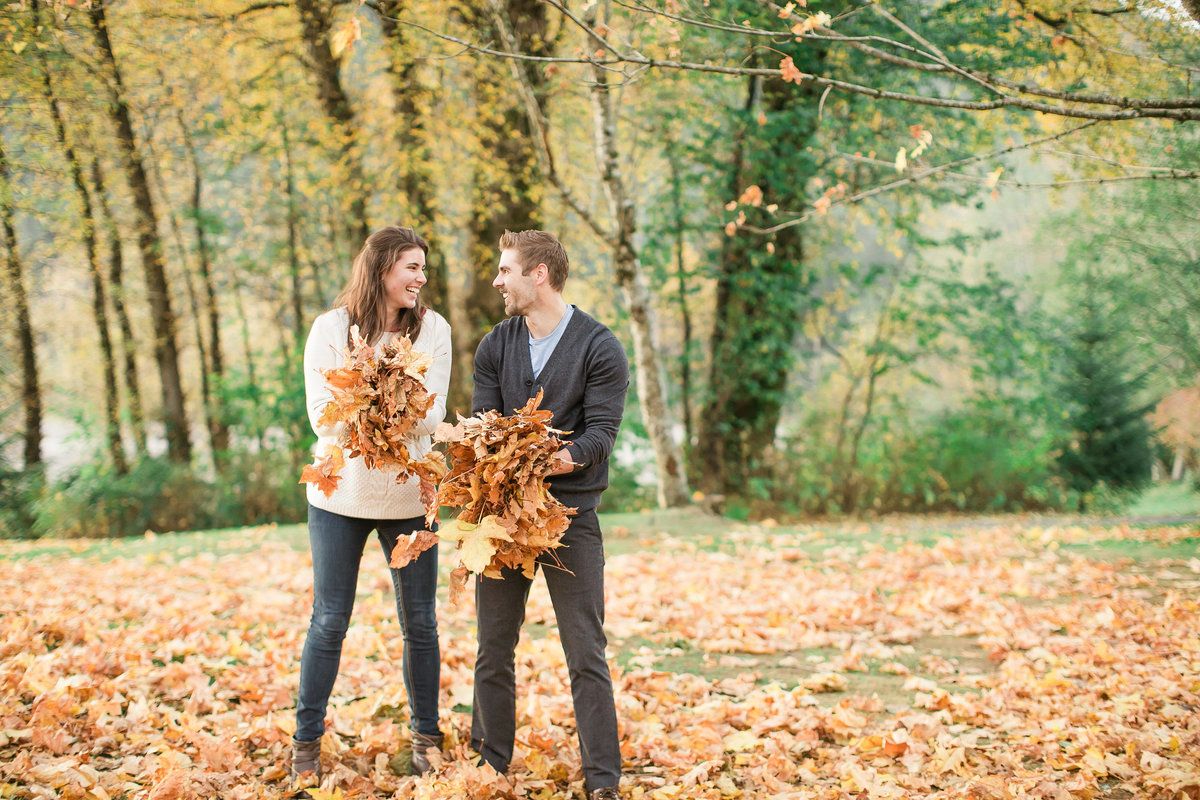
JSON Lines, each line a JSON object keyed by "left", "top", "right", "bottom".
{"left": 548, "top": 447, "right": 579, "bottom": 476}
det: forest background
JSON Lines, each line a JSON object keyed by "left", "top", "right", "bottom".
{"left": 2, "top": 0, "right": 1199, "bottom": 539}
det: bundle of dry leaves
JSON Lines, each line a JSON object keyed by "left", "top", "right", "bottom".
{"left": 299, "top": 325, "right": 446, "bottom": 523}
{"left": 395, "top": 391, "right": 575, "bottom": 603}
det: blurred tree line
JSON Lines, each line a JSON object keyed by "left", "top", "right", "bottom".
{"left": 1, "top": 0, "right": 1198, "bottom": 537}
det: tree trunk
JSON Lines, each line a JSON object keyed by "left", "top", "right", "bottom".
{"left": 281, "top": 121, "right": 306, "bottom": 351}
{"left": 376, "top": 0, "right": 442, "bottom": 307}
{"left": 587, "top": 5, "right": 689, "bottom": 508}
{"left": 90, "top": 0, "right": 190, "bottom": 463}
{"left": 667, "top": 134, "right": 695, "bottom": 445}
{"left": 175, "top": 108, "right": 230, "bottom": 460}
{"left": 450, "top": 0, "right": 552, "bottom": 416}
{"left": 231, "top": 278, "right": 263, "bottom": 448}
{"left": 157, "top": 191, "right": 219, "bottom": 469}
{"left": 33, "top": 10, "right": 126, "bottom": 472}
{"left": 0, "top": 142, "right": 42, "bottom": 469}
{"left": 318, "top": 192, "right": 343, "bottom": 302}
{"left": 1181, "top": 0, "right": 1200, "bottom": 26}
{"left": 92, "top": 157, "right": 147, "bottom": 455}
{"left": 837, "top": 289, "right": 895, "bottom": 511}
{"left": 293, "top": 0, "right": 370, "bottom": 246}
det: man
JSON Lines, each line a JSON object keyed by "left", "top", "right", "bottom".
{"left": 471, "top": 230, "right": 628, "bottom": 800}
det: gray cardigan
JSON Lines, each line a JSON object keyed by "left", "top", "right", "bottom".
{"left": 472, "top": 307, "right": 629, "bottom": 513}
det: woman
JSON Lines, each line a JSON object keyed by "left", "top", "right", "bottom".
{"left": 292, "top": 226, "right": 450, "bottom": 781}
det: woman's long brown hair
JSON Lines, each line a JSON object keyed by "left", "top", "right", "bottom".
{"left": 333, "top": 226, "right": 429, "bottom": 346}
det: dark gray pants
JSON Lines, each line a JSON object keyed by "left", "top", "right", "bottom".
{"left": 470, "top": 508, "right": 621, "bottom": 791}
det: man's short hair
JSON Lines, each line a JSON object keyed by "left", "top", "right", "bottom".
{"left": 498, "top": 229, "right": 569, "bottom": 291}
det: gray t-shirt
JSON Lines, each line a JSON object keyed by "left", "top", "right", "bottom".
{"left": 529, "top": 305, "right": 574, "bottom": 379}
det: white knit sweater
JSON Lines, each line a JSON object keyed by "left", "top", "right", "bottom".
{"left": 303, "top": 306, "right": 452, "bottom": 519}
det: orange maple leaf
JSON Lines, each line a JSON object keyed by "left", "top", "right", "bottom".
{"left": 299, "top": 446, "right": 345, "bottom": 498}
{"left": 780, "top": 56, "right": 804, "bottom": 84}
{"left": 389, "top": 528, "right": 440, "bottom": 568}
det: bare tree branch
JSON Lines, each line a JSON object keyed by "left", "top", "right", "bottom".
{"left": 1013, "top": 0, "right": 1135, "bottom": 29}
{"left": 742, "top": 121, "right": 1106, "bottom": 234}
{"left": 994, "top": 171, "right": 1200, "bottom": 189}
{"left": 629, "top": 0, "right": 1200, "bottom": 110}
{"left": 398, "top": 15, "right": 1200, "bottom": 121}
{"left": 485, "top": 0, "right": 612, "bottom": 242}
{"left": 541, "top": 0, "right": 629, "bottom": 61}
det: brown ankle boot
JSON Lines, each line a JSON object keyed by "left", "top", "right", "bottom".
{"left": 410, "top": 731, "right": 444, "bottom": 776}
{"left": 290, "top": 736, "right": 322, "bottom": 780}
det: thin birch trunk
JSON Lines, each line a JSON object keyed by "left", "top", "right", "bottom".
{"left": 488, "top": 0, "right": 691, "bottom": 506}
{"left": 281, "top": 121, "right": 306, "bottom": 350}
{"left": 159, "top": 196, "right": 219, "bottom": 468}
{"left": 587, "top": 37, "right": 690, "bottom": 507}
{"left": 667, "top": 134, "right": 694, "bottom": 444}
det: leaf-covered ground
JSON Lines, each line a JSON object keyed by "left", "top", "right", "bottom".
{"left": 2, "top": 516, "right": 1198, "bottom": 799}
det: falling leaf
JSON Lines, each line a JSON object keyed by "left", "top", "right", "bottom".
{"left": 389, "top": 528, "right": 440, "bottom": 568}
{"left": 448, "top": 564, "right": 471, "bottom": 605}
{"left": 299, "top": 445, "right": 345, "bottom": 498}
{"left": 895, "top": 147, "right": 908, "bottom": 173}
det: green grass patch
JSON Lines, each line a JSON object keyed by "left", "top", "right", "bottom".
{"left": 1124, "top": 481, "right": 1200, "bottom": 518}
{"left": 0, "top": 522, "right": 309, "bottom": 562}
{"left": 610, "top": 632, "right": 994, "bottom": 710}
{"left": 1054, "top": 529, "right": 1200, "bottom": 562}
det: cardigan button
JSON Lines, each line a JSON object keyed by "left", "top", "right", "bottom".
{"left": 525, "top": 379, "right": 533, "bottom": 386}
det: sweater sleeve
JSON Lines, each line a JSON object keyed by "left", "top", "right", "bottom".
{"left": 304, "top": 312, "right": 347, "bottom": 440}
{"left": 409, "top": 313, "right": 452, "bottom": 437}
{"left": 472, "top": 329, "right": 503, "bottom": 416}
{"left": 565, "top": 333, "right": 629, "bottom": 469}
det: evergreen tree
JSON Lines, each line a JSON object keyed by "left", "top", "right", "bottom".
{"left": 1056, "top": 276, "right": 1155, "bottom": 494}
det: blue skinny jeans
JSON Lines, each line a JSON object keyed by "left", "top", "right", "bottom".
{"left": 295, "top": 504, "right": 441, "bottom": 742}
